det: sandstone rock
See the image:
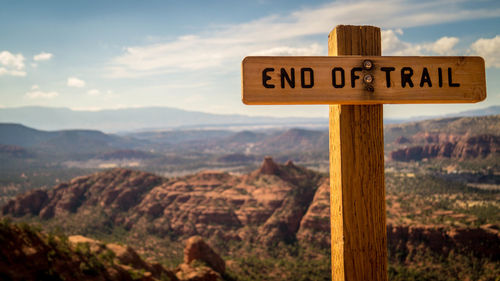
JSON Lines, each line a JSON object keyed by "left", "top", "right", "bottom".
{"left": 387, "top": 224, "right": 500, "bottom": 262}
{"left": 390, "top": 134, "right": 499, "bottom": 161}
{"left": 2, "top": 189, "right": 48, "bottom": 217}
{"left": 296, "top": 179, "right": 330, "bottom": 247}
{"left": 183, "top": 236, "right": 225, "bottom": 275}
{"left": 175, "top": 263, "right": 222, "bottom": 281}
{"left": 258, "top": 156, "right": 280, "bottom": 175}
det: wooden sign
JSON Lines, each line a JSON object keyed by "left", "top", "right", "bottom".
{"left": 242, "top": 56, "right": 486, "bottom": 105}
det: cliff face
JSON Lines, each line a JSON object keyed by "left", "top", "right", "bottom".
{"left": 390, "top": 134, "right": 499, "bottom": 161}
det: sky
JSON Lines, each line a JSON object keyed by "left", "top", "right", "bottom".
{"left": 1, "top": 0, "right": 499, "bottom": 119}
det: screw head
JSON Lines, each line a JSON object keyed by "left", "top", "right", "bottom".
{"left": 363, "top": 74, "right": 373, "bottom": 84}
{"left": 363, "top": 60, "right": 373, "bottom": 70}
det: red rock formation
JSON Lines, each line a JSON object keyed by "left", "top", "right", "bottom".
{"left": 258, "top": 156, "right": 280, "bottom": 175}
{"left": 296, "top": 179, "right": 330, "bottom": 247}
{"left": 390, "top": 134, "right": 499, "bottom": 161}
{"left": 3, "top": 159, "right": 323, "bottom": 248}
{"left": 452, "top": 134, "right": 499, "bottom": 159}
{"left": 183, "top": 236, "right": 225, "bottom": 275}
{"left": 2, "top": 189, "right": 48, "bottom": 217}
{"left": 387, "top": 224, "right": 500, "bottom": 262}
{"left": 4, "top": 159, "right": 498, "bottom": 265}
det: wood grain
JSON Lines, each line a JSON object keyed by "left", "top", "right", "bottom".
{"left": 241, "top": 56, "right": 486, "bottom": 104}
{"left": 329, "top": 25, "right": 387, "bottom": 281}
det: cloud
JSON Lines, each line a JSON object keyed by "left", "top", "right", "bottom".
{"left": 469, "top": 35, "right": 500, "bottom": 68}
{"left": 25, "top": 90, "right": 58, "bottom": 99}
{"left": 31, "top": 85, "right": 39, "bottom": 90}
{"left": 33, "top": 52, "right": 53, "bottom": 61}
{"left": 250, "top": 44, "right": 323, "bottom": 56}
{"left": 67, "top": 77, "right": 86, "bottom": 87}
{"left": 86, "top": 89, "right": 118, "bottom": 100}
{"left": 87, "top": 89, "right": 100, "bottom": 95}
{"left": 0, "top": 51, "right": 26, "bottom": 77}
{"left": 382, "top": 29, "right": 459, "bottom": 55}
{"left": 424, "top": 37, "right": 459, "bottom": 55}
{"left": 108, "top": 0, "right": 500, "bottom": 78}
{"left": 183, "top": 94, "right": 206, "bottom": 104}
{"left": 0, "top": 68, "right": 26, "bottom": 77}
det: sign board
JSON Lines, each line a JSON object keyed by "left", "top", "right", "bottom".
{"left": 242, "top": 56, "right": 486, "bottom": 105}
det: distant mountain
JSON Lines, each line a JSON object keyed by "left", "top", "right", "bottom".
{"left": 449, "top": 105, "right": 500, "bottom": 117}
{"left": 2, "top": 105, "right": 498, "bottom": 133}
{"left": 384, "top": 105, "right": 500, "bottom": 124}
{"left": 0, "top": 123, "right": 140, "bottom": 157}
{"left": 384, "top": 114, "right": 500, "bottom": 143}
{"left": 0, "top": 106, "right": 326, "bottom": 133}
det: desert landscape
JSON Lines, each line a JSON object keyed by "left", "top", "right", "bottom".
{"left": 0, "top": 109, "right": 498, "bottom": 280}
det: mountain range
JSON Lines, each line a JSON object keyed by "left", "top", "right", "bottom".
{"left": 0, "top": 106, "right": 326, "bottom": 133}
{"left": 1, "top": 105, "right": 499, "bottom": 133}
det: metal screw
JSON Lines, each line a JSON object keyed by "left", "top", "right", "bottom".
{"left": 364, "top": 74, "right": 373, "bottom": 84}
{"left": 366, "top": 85, "right": 374, "bottom": 92}
{"left": 363, "top": 60, "right": 373, "bottom": 70}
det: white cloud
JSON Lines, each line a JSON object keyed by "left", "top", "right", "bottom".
{"left": 87, "top": 89, "right": 100, "bottom": 95}
{"left": 108, "top": 0, "right": 499, "bottom": 78}
{"left": 67, "top": 77, "right": 86, "bottom": 87}
{"left": 0, "top": 68, "right": 26, "bottom": 77}
{"left": 183, "top": 94, "right": 206, "bottom": 104}
{"left": 31, "top": 84, "right": 39, "bottom": 90}
{"left": 424, "top": 37, "right": 459, "bottom": 55}
{"left": 469, "top": 35, "right": 500, "bottom": 68}
{"left": 0, "top": 51, "right": 26, "bottom": 77}
{"left": 250, "top": 44, "right": 323, "bottom": 56}
{"left": 33, "top": 52, "right": 53, "bottom": 61}
{"left": 25, "top": 90, "right": 59, "bottom": 99}
{"left": 382, "top": 29, "right": 459, "bottom": 55}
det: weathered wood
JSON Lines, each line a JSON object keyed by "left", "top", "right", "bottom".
{"left": 329, "top": 25, "right": 387, "bottom": 281}
{"left": 241, "top": 56, "right": 486, "bottom": 104}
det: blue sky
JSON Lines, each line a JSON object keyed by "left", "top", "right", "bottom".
{"left": 1, "top": 0, "right": 499, "bottom": 119}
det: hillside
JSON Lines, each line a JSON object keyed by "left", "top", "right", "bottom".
{"left": 0, "top": 123, "right": 140, "bottom": 156}
{"left": 0, "top": 219, "right": 178, "bottom": 281}
{"left": 0, "top": 218, "right": 235, "bottom": 281}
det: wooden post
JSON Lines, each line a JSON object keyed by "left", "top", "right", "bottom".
{"left": 329, "top": 25, "right": 387, "bottom": 280}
